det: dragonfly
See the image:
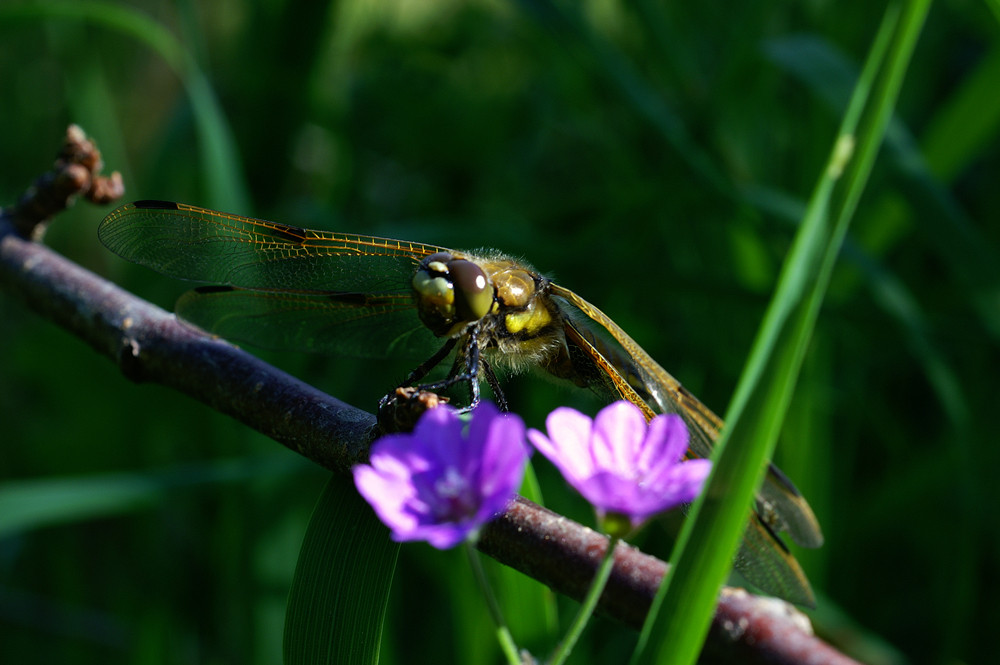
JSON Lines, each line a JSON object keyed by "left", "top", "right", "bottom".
{"left": 99, "top": 200, "right": 823, "bottom": 605}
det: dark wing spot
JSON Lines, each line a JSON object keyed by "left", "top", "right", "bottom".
{"left": 755, "top": 513, "right": 791, "bottom": 554}
{"left": 193, "top": 285, "right": 237, "bottom": 295}
{"left": 766, "top": 462, "right": 803, "bottom": 497}
{"left": 268, "top": 222, "right": 308, "bottom": 243}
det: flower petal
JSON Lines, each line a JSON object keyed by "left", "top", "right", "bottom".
{"left": 477, "top": 408, "right": 529, "bottom": 503}
{"left": 641, "top": 413, "right": 689, "bottom": 472}
{"left": 353, "top": 402, "right": 528, "bottom": 550}
{"left": 651, "top": 459, "right": 713, "bottom": 505}
{"left": 528, "top": 406, "right": 597, "bottom": 482}
{"left": 412, "top": 405, "right": 465, "bottom": 464}
{"left": 405, "top": 522, "right": 474, "bottom": 549}
{"left": 353, "top": 464, "right": 419, "bottom": 534}
{"left": 592, "top": 401, "right": 647, "bottom": 475}
{"left": 526, "top": 401, "right": 711, "bottom": 532}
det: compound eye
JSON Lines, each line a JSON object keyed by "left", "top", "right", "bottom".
{"left": 422, "top": 252, "right": 454, "bottom": 275}
{"left": 449, "top": 259, "right": 492, "bottom": 323}
{"left": 413, "top": 253, "right": 457, "bottom": 326}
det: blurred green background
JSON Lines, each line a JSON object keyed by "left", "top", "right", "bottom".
{"left": 2, "top": 1, "right": 998, "bottom": 663}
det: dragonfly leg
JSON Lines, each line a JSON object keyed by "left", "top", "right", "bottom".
{"left": 376, "top": 340, "right": 483, "bottom": 429}
{"left": 462, "top": 326, "right": 482, "bottom": 409}
{"left": 398, "top": 326, "right": 485, "bottom": 412}
{"left": 378, "top": 323, "right": 508, "bottom": 419}
{"left": 377, "top": 337, "right": 458, "bottom": 415}
{"left": 480, "top": 358, "right": 508, "bottom": 412}
{"left": 399, "top": 337, "right": 458, "bottom": 388}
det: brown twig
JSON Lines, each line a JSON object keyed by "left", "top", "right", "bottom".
{"left": 0, "top": 127, "right": 860, "bottom": 665}
{"left": 3, "top": 124, "right": 124, "bottom": 239}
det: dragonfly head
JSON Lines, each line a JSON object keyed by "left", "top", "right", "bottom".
{"left": 413, "top": 252, "right": 495, "bottom": 337}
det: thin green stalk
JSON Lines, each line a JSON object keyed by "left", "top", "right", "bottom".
{"left": 547, "top": 535, "right": 620, "bottom": 665}
{"left": 465, "top": 543, "right": 522, "bottom": 665}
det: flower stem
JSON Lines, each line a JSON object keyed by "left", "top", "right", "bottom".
{"left": 547, "top": 535, "right": 620, "bottom": 665}
{"left": 465, "top": 542, "right": 522, "bottom": 665}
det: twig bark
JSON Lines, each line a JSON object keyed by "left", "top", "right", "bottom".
{"left": 5, "top": 124, "right": 124, "bottom": 239}
{"left": 0, "top": 127, "right": 860, "bottom": 665}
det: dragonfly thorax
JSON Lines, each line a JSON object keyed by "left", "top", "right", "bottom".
{"left": 412, "top": 251, "right": 495, "bottom": 338}
{"left": 475, "top": 259, "right": 568, "bottom": 374}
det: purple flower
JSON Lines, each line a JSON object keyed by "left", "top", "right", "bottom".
{"left": 353, "top": 402, "right": 529, "bottom": 549}
{"left": 527, "top": 401, "right": 711, "bottom": 532}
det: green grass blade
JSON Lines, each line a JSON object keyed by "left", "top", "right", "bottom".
{"left": 765, "top": 32, "right": 1000, "bottom": 340}
{"left": 986, "top": 0, "right": 1000, "bottom": 24}
{"left": 632, "top": 2, "right": 931, "bottom": 663}
{"left": 757, "top": 34, "right": 979, "bottom": 428}
{"left": 0, "top": 1, "right": 249, "bottom": 210}
{"left": 284, "top": 474, "right": 400, "bottom": 665}
{"left": 0, "top": 455, "right": 308, "bottom": 536}
{"left": 919, "top": 42, "right": 1000, "bottom": 182}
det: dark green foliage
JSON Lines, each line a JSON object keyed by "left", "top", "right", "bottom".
{"left": 1, "top": 1, "right": 998, "bottom": 663}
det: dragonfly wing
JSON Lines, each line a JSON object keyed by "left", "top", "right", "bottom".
{"left": 100, "top": 201, "right": 452, "bottom": 359}
{"left": 551, "top": 284, "right": 822, "bottom": 603}
{"left": 551, "top": 285, "right": 822, "bottom": 545}
{"left": 175, "top": 287, "right": 439, "bottom": 359}
{"left": 735, "top": 515, "right": 816, "bottom": 607}
{"left": 651, "top": 375, "right": 824, "bottom": 549}
{"left": 756, "top": 464, "right": 824, "bottom": 549}
{"left": 99, "top": 201, "right": 447, "bottom": 294}
{"left": 560, "top": 308, "right": 817, "bottom": 604}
